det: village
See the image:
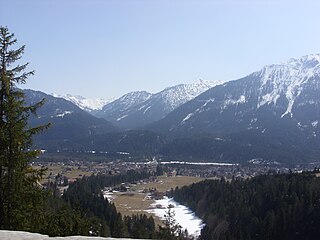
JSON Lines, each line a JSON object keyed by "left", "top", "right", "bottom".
{"left": 30, "top": 155, "right": 305, "bottom": 197}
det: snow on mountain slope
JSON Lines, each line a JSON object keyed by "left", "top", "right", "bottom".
{"left": 53, "top": 94, "right": 114, "bottom": 112}
{"left": 24, "top": 89, "right": 117, "bottom": 146}
{"left": 95, "top": 79, "right": 221, "bottom": 129}
{"left": 255, "top": 54, "right": 320, "bottom": 117}
{"left": 150, "top": 79, "right": 221, "bottom": 112}
{"left": 148, "top": 54, "right": 320, "bottom": 137}
{"left": 96, "top": 91, "right": 153, "bottom": 118}
{"left": 144, "top": 54, "right": 320, "bottom": 164}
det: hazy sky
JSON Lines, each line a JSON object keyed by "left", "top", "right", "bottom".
{"left": 1, "top": 0, "right": 320, "bottom": 99}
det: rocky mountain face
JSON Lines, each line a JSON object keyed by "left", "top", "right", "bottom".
{"left": 147, "top": 54, "right": 320, "bottom": 164}
{"left": 94, "top": 91, "right": 153, "bottom": 127}
{"left": 95, "top": 80, "right": 221, "bottom": 129}
{"left": 24, "top": 89, "right": 118, "bottom": 146}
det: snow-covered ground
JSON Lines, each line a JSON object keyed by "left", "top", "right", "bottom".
{"left": 103, "top": 191, "right": 205, "bottom": 237}
{"left": 0, "top": 230, "right": 142, "bottom": 240}
{"left": 103, "top": 190, "right": 119, "bottom": 202}
{"left": 147, "top": 197, "right": 205, "bottom": 237}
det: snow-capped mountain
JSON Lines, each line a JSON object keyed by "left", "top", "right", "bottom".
{"left": 95, "top": 79, "right": 221, "bottom": 129}
{"left": 95, "top": 91, "right": 153, "bottom": 123}
{"left": 21, "top": 54, "right": 320, "bottom": 164}
{"left": 151, "top": 79, "right": 221, "bottom": 111}
{"left": 255, "top": 54, "right": 320, "bottom": 117}
{"left": 147, "top": 54, "right": 320, "bottom": 164}
{"left": 24, "top": 89, "right": 117, "bottom": 147}
{"left": 53, "top": 94, "right": 114, "bottom": 112}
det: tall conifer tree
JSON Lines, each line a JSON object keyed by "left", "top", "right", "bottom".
{"left": 0, "top": 26, "right": 49, "bottom": 230}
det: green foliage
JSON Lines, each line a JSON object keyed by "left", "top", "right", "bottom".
{"left": 40, "top": 196, "right": 90, "bottom": 237}
{"left": 157, "top": 208, "right": 182, "bottom": 240}
{"left": 172, "top": 173, "right": 320, "bottom": 240}
{"left": 156, "top": 164, "right": 164, "bottom": 176}
{"left": 155, "top": 208, "right": 193, "bottom": 240}
{"left": 124, "top": 214, "right": 156, "bottom": 239}
{"left": 62, "top": 171, "right": 157, "bottom": 238}
{"left": 0, "top": 26, "right": 50, "bottom": 230}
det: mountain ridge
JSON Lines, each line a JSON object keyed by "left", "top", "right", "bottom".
{"left": 95, "top": 79, "right": 221, "bottom": 129}
{"left": 23, "top": 89, "right": 118, "bottom": 145}
{"left": 23, "top": 54, "right": 320, "bottom": 165}
{"left": 143, "top": 54, "right": 320, "bottom": 164}
{"left": 53, "top": 93, "right": 114, "bottom": 112}
{"left": 148, "top": 53, "right": 320, "bottom": 134}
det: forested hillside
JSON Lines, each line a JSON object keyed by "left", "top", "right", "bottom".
{"left": 171, "top": 172, "right": 320, "bottom": 240}
{"left": 60, "top": 170, "right": 156, "bottom": 238}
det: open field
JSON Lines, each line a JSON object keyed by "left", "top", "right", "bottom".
{"left": 34, "top": 165, "right": 93, "bottom": 184}
{"left": 143, "top": 175, "right": 204, "bottom": 192}
{"left": 111, "top": 192, "right": 158, "bottom": 222}
{"left": 110, "top": 175, "right": 204, "bottom": 226}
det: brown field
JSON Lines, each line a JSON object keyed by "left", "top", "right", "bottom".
{"left": 144, "top": 175, "right": 204, "bottom": 192}
{"left": 111, "top": 175, "right": 204, "bottom": 226}
{"left": 34, "top": 165, "right": 93, "bottom": 184}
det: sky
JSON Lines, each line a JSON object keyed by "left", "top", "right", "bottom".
{"left": 1, "top": 0, "right": 320, "bottom": 99}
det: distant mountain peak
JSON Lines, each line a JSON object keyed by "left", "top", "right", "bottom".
{"left": 198, "top": 78, "right": 220, "bottom": 85}
{"left": 255, "top": 54, "right": 320, "bottom": 84}
{"left": 95, "top": 80, "right": 221, "bottom": 129}
{"left": 52, "top": 94, "right": 114, "bottom": 112}
{"left": 157, "top": 79, "right": 221, "bottom": 110}
{"left": 253, "top": 54, "right": 320, "bottom": 117}
{"left": 287, "top": 53, "right": 320, "bottom": 68}
{"left": 145, "top": 54, "right": 320, "bottom": 164}
{"left": 103, "top": 91, "right": 153, "bottom": 112}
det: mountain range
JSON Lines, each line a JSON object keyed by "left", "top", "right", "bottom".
{"left": 25, "top": 54, "right": 320, "bottom": 165}
{"left": 149, "top": 54, "right": 320, "bottom": 135}
{"left": 94, "top": 79, "right": 221, "bottom": 129}
{"left": 53, "top": 93, "right": 114, "bottom": 113}
{"left": 146, "top": 54, "right": 320, "bottom": 164}
{"left": 24, "top": 90, "right": 118, "bottom": 147}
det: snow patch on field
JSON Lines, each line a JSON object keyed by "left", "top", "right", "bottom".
{"left": 103, "top": 191, "right": 118, "bottom": 202}
{"left": 147, "top": 197, "right": 204, "bottom": 237}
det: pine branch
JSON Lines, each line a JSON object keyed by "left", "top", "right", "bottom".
{"left": 5, "top": 46, "right": 25, "bottom": 65}
{"left": 8, "top": 63, "right": 29, "bottom": 74}
{"left": 12, "top": 70, "right": 34, "bottom": 84}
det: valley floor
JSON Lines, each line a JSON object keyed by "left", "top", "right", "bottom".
{"left": 104, "top": 175, "right": 204, "bottom": 236}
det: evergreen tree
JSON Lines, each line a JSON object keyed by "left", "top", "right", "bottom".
{"left": 157, "top": 208, "right": 182, "bottom": 240}
{"left": 173, "top": 173, "right": 320, "bottom": 240}
{"left": 0, "top": 26, "right": 49, "bottom": 230}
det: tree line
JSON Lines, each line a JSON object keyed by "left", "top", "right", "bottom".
{"left": 171, "top": 172, "right": 320, "bottom": 240}
{"left": 60, "top": 170, "right": 156, "bottom": 238}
